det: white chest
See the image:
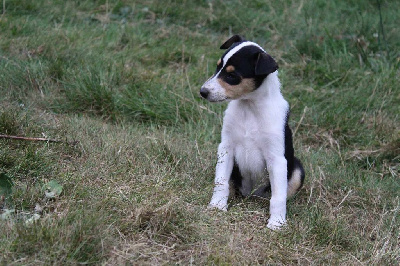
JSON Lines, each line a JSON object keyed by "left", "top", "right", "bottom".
{"left": 222, "top": 105, "right": 267, "bottom": 174}
{"left": 221, "top": 99, "right": 288, "bottom": 175}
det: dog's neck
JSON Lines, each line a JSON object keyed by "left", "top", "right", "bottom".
{"left": 239, "top": 71, "right": 282, "bottom": 103}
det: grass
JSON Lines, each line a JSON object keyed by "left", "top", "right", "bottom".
{"left": 0, "top": 0, "right": 399, "bottom": 264}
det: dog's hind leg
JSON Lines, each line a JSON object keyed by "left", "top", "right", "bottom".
{"left": 287, "top": 157, "right": 305, "bottom": 197}
{"left": 284, "top": 119, "right": 305, "bottom": 197}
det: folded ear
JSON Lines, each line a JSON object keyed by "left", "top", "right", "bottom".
{"left": 255, "top": 53, "right": 279, "bottom": 76}
{"left": 220, "top": 35, "right": 245, "bottom": 49}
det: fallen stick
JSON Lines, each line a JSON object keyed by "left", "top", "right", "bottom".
{"left": 0, "top": 134, "right": 78, "bottom": 145}
{"left": 293, "top": 106, "right": 307, "bottom": 137}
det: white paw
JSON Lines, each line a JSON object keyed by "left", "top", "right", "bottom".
{"left": 267, "top": 216, "right": 287, "bottom": 231}
{"left": 207, "top": 203, "right": 228, "bottom": 211}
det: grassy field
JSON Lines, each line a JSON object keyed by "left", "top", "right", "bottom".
{"left": 0, "top": 0, "right": 399, "bottom": 264}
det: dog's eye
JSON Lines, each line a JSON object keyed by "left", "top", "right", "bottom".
{"left": 224, "top": 72, "right": 241, "bottom": 85}
{"left": 226, "top": 72, "right": 237, "bottom": 79}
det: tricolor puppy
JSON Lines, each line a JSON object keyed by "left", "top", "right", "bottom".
{"left": 200, "top": 35, "right": 305, "bottom": 230}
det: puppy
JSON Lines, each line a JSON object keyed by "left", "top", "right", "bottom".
{"left": 200, "top": 35, "right": 305, "bottom": 230}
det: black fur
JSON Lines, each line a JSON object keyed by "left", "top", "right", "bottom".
{"left": 284, "top": 113, "right": 295, "bottom": 179}
{"left": 284, "top": 113, "right": 305, "bottom": 190}
{"left": 217, "top": 45, "right": 279, "bottom": 89}
{"left": 230, "top": 162, "right": 243, "bottom": 196}
{"left": 220, "top": 35, "right": 246, "bottom": 49}
{"left": 255, "top": 53, "right": 279, "bottom": 76}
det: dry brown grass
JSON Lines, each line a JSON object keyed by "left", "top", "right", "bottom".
{"left": 1, "top": 0, "right": 399, "bottom": 264}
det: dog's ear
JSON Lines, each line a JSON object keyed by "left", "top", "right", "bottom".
{"left": 255, "top": 53, "right": 279, "bottom": 76}
{"left": 220, "top": 35, "right": 245, "bottom": 49}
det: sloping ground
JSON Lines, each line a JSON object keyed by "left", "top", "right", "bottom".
{"left": 0, "top": 0, "right": 399, "bottom": 264}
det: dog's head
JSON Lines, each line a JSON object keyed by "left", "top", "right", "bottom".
{"left": 200, "top": 35, "right": 278, "bottom": 102}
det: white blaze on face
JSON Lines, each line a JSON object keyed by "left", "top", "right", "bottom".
{"left": 201, "top": 42, "right": 266, "bottom": 102}
{"left": 221, "top": 41, "right": 266, "bottom": 68}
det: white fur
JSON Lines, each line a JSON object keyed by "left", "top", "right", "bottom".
{"left": 206, "top": 70, "right": 289, "bottom": 230}
{"left": 201, "top": 75, "right": 226, "bottom": 102}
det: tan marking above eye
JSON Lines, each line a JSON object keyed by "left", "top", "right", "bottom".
{"left": 217, "top": 58, "right": 221, "bottom": 65}
{"left": 226, "top": 65, "right": 235, "bottom": 73}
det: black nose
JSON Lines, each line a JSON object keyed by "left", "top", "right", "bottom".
{"left": 200, "top": 88, "right": 209, "bottom": 99}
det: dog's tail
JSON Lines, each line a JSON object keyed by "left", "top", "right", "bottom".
{"left": 287, "top": 157, "right": 305, "bottom": 197}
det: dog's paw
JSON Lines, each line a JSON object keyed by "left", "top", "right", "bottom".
{"left": 267, "top": 216, "right": 287, "bottom": 231}
{"left": 207, "top": 203, "right": 228, "bottom": 212}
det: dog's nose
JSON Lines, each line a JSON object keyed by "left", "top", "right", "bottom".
{"left": 200, "top": 87, "right": 209, "bottom": 99}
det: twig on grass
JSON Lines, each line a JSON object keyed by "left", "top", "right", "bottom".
{"left": 334, "top": 189, "right": 353, "bottom": 211}
{"left": 293, "top": 106, "right": 307, "bottom": 137}
{"left": 0, "top": 134, "right": 79, "bottom": 145}
{"left": 169, "top": 90, "right": 217, "bottom": 115}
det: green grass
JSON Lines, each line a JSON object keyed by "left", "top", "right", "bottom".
{"left": 1, "top": 0, "right": 399, "bottom": 264}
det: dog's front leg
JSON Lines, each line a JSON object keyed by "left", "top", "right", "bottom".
{"left": 208, "top": 143, "right": 234, "bottom": 211}
{"left": 266, "top": 155, "right": 288, "bottom": 230}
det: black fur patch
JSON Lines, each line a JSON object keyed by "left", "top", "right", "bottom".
{"left": 284, "top": 112, "right": 305, "bottom": 189}
{"left": 284, "top": 112, "right": 295, "bottom": 180}
{"left": 220, "top": 35, "right": 246, "bottom": 49}
{"left": 216, "top": 45, "right": 278, "bottom": 89}
{"left": 230, "top": 161, "right": 243, "bottom": 196}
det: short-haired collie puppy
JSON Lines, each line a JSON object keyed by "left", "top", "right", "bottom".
{"left": 200, "top": 35, "right": 305, "bottom": 230}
